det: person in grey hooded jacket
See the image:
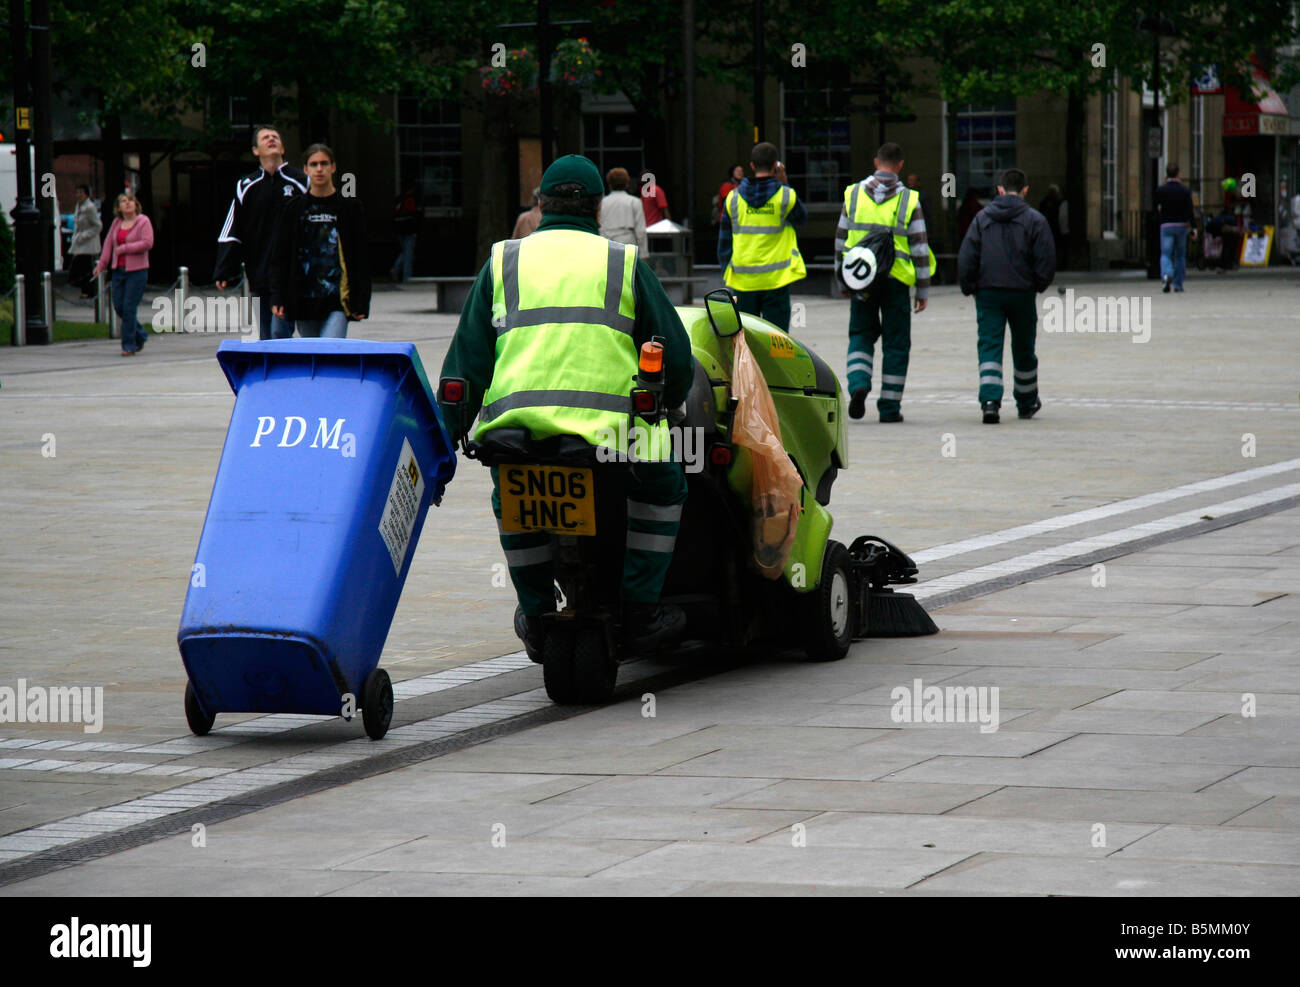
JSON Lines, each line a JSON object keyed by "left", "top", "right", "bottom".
{"left": 957, "top": 167, "right": 1056, "bottom": 424}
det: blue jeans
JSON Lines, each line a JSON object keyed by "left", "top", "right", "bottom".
{"left": 112, "top": 268, "right": 148, "bottom": 352}
{"left": 258, "top": 293, "right": 294, "bottom": 340}
{"left": 296, "top": 311, "right": 349, "bottom": 338}
{"left": 1160, "top": 225, "right": 1189, "bottom": 288}
{"left": 391, "top": 234, "right": 415, "bottom": 281}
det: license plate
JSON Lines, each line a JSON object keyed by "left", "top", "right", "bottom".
{"left": 499, "top": 466, "right": 597, "bottom": 535}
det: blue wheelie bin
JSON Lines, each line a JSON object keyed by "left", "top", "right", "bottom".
{"left": 177, "top": 339, "right": 456, "bottom": 740}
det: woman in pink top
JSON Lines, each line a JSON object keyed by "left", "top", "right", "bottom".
{"left": 94, "top": 192, "right": 154, "bottom": 356}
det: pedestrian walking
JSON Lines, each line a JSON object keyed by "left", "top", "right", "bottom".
{"left": 718, "top": 142, "right": 807, "bottom": 332}
{"left": 390, "top": 181, "right": 420, "bottom": 283}
{"left": 68, "top": 185, "right": 102, "bottom": 298}
{"left": 957, "top": 167, "right": 1056, "bottom": 424}
{"left": 269, "top": 143, "right": 370, "bottom": 338}
{"left": 511, "top": 188, "right": 542, "bottom": 239}
{"left": 836, "top": 142, "right": 930, "bottom": 423}
{"left": 93, "top": 191, "right": 154, "bottom": 356}
{"left": 1155, "top": 164, "right": 1196, "bottom": 292}
{"left": 639, "top": 170, "right": 671, "bottom": 226}
{"left": 438, "top": 154, "right": 693, "bottom": 658}
{"left": 599, "top": 167, "right": 648, "bottom": 253}
{"left": 213, "top": 124, "right": 307, "bottom": 339}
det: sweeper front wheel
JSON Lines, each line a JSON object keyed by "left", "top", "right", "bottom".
{"left": 184, "top": 681, "right": 215, "bottom": 736}
{"left": 803, "top": 540, "right": 853, "bottom": 661}
{"left": 543, "top": 624, "right": 581, "bottom": 704}
{"left": 572, "top": 625, "right": 617, "bottom": 704}
{"left": 361, "top": 668, "right": 393, "bottom": 740}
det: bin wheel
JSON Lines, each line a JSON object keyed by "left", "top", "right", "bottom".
{"left": 803, "top": 540, "right": 853, "bottom": 662}
{"left": 542, "top": 625, "right": 580, "bottom": 704}
{"left": 184, "top": 681, "right": 215, "bottom": 736}
{"left": 361, "top": 669, "right": 393, "bottom": 740}
{"left": 572, "top": 625, "right": 617, "bottom": 704}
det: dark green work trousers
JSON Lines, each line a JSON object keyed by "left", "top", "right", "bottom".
{"left": 847, "top": 277, "right": 911, "bottom": 413}
{"left": 975, "top": 288, "right": 1039, "bottom": 408}
{"left": 735, "top": 285, "right": 792, "bottom": 332}
{"left": 490, "top": 461, "right": 687, "bottom": 616}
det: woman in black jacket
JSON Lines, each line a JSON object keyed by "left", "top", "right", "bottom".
{"left": 270, "top": 143, "right": 370, "bottom": 337}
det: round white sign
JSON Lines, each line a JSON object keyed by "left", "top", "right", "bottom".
{"left": 841, "top": 244, "right": 878, "bottom": 291}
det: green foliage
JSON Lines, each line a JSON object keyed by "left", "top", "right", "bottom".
{"left": 929, "top": 0, "right": 1300, "bottom": 104}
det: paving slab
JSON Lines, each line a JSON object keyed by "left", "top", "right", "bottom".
{"left": 948, "top": 786, "right": 1267, "bottom": 826}
{"left": 913, "top": 854, "right": 1299, "bottom": 896}
{"left": 750, "top": 812, "right": 1158, "bottom": 856}
{"left": 3, "top": 277, "right": 1299, "bottom": 895}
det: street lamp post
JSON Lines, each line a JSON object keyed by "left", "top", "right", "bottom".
{"left": 8, "top": 0, "right": 52, "bottom": 344}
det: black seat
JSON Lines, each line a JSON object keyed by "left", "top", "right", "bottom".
{"left": 470, "top": 428, "right": 602, "bottom": 467}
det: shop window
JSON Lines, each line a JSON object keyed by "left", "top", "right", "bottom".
{"left": 1101, "top": 79, "right": 1119, "bottom": 235}
{"left": 956, "top": 101, "right": 1016, "bottom": 198}
{"left": 396, "top": 96, "right": 462, "bottom": 213}
{"left": 781, "top": 79, "right": 851, "bottom": 205}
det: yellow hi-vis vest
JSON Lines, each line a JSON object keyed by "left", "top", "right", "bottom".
{"left": 475, "top": 229, "right": 670, "bottom": 460}
{"left": 842, "top": 182, "right": 921, "bottom": 285}
{"left": 724, "top": 185, "right": 806, "bottom": 291}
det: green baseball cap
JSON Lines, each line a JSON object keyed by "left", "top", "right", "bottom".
{"left": 540, "top": 154, "right": 604, "bottom": 197}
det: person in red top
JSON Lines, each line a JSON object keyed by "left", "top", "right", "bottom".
{"left": 714, "top": 164, "right": 743, "bottom": 226}
{"left": 639, "top": 170, "right": 671, "bottom": 226}
{"left": 93, "top": 191, "right": 154, "bottom": 356}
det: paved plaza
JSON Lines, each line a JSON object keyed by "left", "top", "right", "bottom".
{"left": 0, "top": 271, "right": 1297, "bottom": 895}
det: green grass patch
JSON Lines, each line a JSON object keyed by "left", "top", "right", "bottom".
{"left": 2, "top": 298, "right": 113, "bottom": 342}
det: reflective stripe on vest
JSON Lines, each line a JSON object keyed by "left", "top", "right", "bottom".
{"left": 724, "top": 186, "right": 806, "bottom": 290}
{"left": 842, "top": 183, "right": 917, "bottom": 285}
{"left": 476, "top": 229, "right": 669, "bottom": 458}
{"left": 497, "top": 236, "right": 635, "bottom": 336}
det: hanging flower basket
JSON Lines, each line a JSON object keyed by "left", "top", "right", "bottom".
{"left": 480, "top": 48, "right": 539, "bottom": 98}
{"left": 550, "top": 37, "right": 601, "bottom": 89}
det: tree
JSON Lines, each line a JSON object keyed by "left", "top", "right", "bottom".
{"left": 928, "top": 0, "right": 1300, "bottom": 263}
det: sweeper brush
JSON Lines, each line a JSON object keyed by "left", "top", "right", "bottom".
{"left": 848, "top": 535, "right": 940, "bottom": 638}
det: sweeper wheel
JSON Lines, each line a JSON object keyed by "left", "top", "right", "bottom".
{"left": 803, "top": 540, "right": 853, "bottom": 661}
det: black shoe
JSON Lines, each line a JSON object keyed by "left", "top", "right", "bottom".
{"left": 878, "top": 410, "right": 903, "bottom": 423}
{"left": 848, "top": 388, "right": 868, "bottom": 420}
{"left": 982, "top": 401, "right": 1000, "bottom": 424}
{"left": 624, "top": 603, "right": 686, "bottom": 653}
{"left": 1162, "top": 278, "right": 1172, "bottom": 293}
{"left": 1017, "top": 398, "right": 1042, "bottom": 419}
{"left": 514, "top": 606, "right": 546, "bottom": 663}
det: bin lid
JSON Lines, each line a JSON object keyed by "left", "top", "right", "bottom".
{"left": 216, "top": 338, "right": 436, "bottom": 401}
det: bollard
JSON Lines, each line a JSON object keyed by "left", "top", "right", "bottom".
{"left": 240, "top": 264, "right": 252, "bottom": 330}
{"left": 13, "top": 275, "right": 26, "bottom": 346}
{"left": 43, "top": 271, "right": 55, "bottom": 330}
{"left": 178, "top": 266, "right": 189, "bottom": 334}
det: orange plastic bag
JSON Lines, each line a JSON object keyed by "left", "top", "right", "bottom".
{"left": 730, "top": 330, "right": 802, "bottom": 578}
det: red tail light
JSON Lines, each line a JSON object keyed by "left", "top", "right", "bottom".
{"left": 710, "top": 445, "right": 733, "bottom": 466}
{"left": 632, "top": 390, "right": 657, "bottom": 413}
{"left": 442, "top": 380, "right": 465, "bottom": 403}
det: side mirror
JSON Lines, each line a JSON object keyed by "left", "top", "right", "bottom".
{"left": 704, "top": 288, "right": 742, "bottom": 338}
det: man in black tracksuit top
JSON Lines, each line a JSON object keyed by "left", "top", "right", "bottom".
{"left": 213, "top": 125, "right": 307, "bottom": 339}
{"left": 958, "top": 166, "right": 1056, "bottom": 424}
